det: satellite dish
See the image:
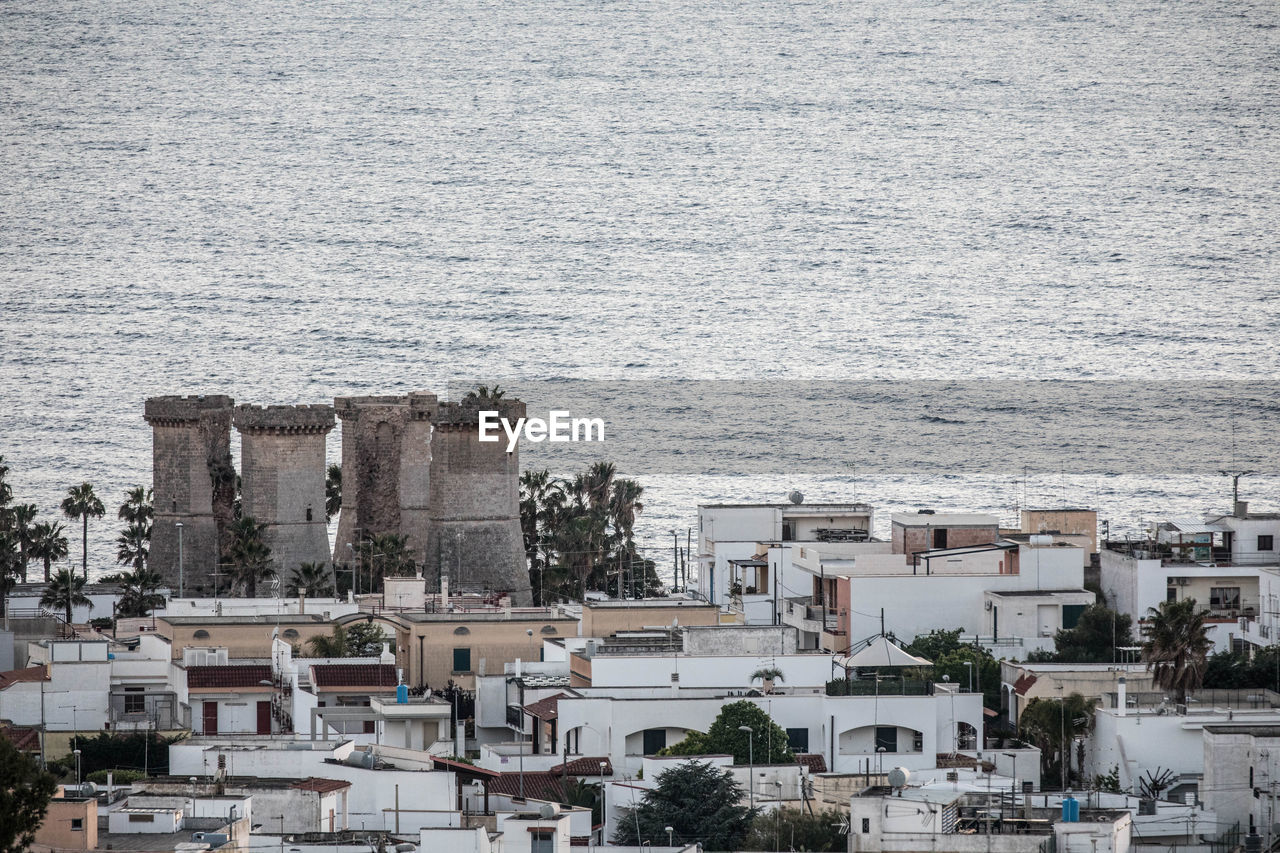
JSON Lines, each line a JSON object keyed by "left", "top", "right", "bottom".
{"left": 788, "top": 490, "right": 804, "bottom": 505}
{"left": 887, "top": 767, "right": 910, "bottom": 789}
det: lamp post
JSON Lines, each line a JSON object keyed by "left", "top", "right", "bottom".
{"left": 599, "top": 761, "right": 607, "bottom": 846}
{"left": 175, "top": 522, "right": 184, "bottom": 598}
{"left": 73, "top": 748, "right": 81, "bottom": 790}
{"left": 964, "top": 660, "right": 973, "bottom": 694}
{"left": 772, "top": 780, "right": 783, "bottom": 851}
{"left": 665, "top": 826, "right": 673, "bottom": 847}
{"left": 738, "top": 725, "right": 754, "bottom": 809}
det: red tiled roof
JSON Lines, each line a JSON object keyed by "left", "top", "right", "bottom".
{"left": 554, "top": 757, "right": 612, "bottom": 777}
{"left": 0, "top": 666, "right": 49, "bottom": 690}
{"left": 311, "top": 664, "right": 398, "bottom": 689}
{"left": 291, "top": 777, "right": 351, "bottom": 794}
{"left": 0, "top": 722, "right": 41, "bottom": 752}
{"left": 187, "top": 665, "right": 272, "bottom": 689}
{"left": 796, "top": 754, "right": 827, "bottom": 774}
{"left": 488, "top": 770, "right": 566, "bottom": 802}
{"left": 524, "top": 692, "right": 570, "bottom": 721}
{"left": 1012, "top": 673, "right": 1038, "bottom": 696}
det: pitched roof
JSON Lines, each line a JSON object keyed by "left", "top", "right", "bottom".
{"left": 554, "top": 757, "right": 612, "bottom": 777}
{"left": 291, "top": 777, "right": 351, "bottom": 794}
{"left": 187, "top": 665, "right": 272, "bottom": 689}
{"left": 0, "top": 666, "right": 49, "bottom": 690}
{"left": 0, "top": 722, "right": 41, "bottom": 752}
{"left": 524, "top": 692, "right": 570, "bottom": 721}
{"left": 311, "top": 664, "right": 398, "bottom": 689}
{"left": 488, "top": 770, "right": 566, "bottom": 802}
{"left": 1012, "top": 672, "right": 1038, "bottom": 696}
{"left": 796, "top": 753, "right": 827, "bottom": 774}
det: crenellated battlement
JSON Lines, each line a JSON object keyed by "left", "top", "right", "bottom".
{"left": 434, "top": 397, "right": 526, "bottom": 427}
{"left": 233, "top": 404, "right": 335, "bottom": 434}
{"left": 144, "top": 395, "right": 235, "bottom": 425}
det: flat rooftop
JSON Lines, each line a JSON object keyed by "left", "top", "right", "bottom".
{"left": 160, "top": 614, "right": 329, "bottom": 625}
{"left": 700, "top": 502, "right": 872, "bottom": 511}
{"left": 892, "top": 512, "right": 999, "bottom": 527}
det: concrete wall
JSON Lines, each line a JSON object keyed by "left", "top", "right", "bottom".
{"left": 157, "top": 616, "right": 336, "bottom": 659}
{"left": 146, "top": 395, "right": 235, "bottom": 591}
{"left": 893, "top": 524, "right": 998, "bottom": 559}
{"left": 31, "top": 793, "right": 97, "bottom": 852}
{"left": 403, "top": 614, "right": 578, "bottom": 689}
{"left": 581, "top": 602, "right": 719, "bottom": 637}
{"left": 1023, "top": 509, "right": 1098, "bottom": 557}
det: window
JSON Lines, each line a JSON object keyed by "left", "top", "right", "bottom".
{"left": 453, "top": 626, "right": 471, "bottom": 636}
{"left": 193, "top": 629, "right": 210, "bottom": 639}
{"left": 933, "top": 528, "right": 948, "bottom": 549}
{"left": 782, "top": 522, "right": 796, "bottom": 542}
{"left": 874, "top": 726, "right": 898, "bottom": 753}
{"left": 283, "top": 628, "right": 299, "bottom": 640}
{"left": 306, "top": 506, "right": 313, "bottom": 521}
{"left": 1062, "top": 604, "right": 1086, "bottom": 629}
{"left": 786, "top": 727, "right": 809, "bottom": 752}
{"left": 452, "top": 647, "right": 471, "bottom": 673}
{"left": 1167, "top": 587, "right": 1177, "bottom": 603}
{"left": 128, "top": 813, "right": 155, "bottom": 823}
{"left": 530, "top": 830, "right": 555, "bottom": 853}
{"left": 124, "top": 692, "right": 146, "bottom": 714}
{"left": 642, "top": 729, "right": 667, "bottom": 754}
{"left": 861, "top": 818, "right": 870, "bottom": 834}
{"left": 540, "top": 625, "right": 558, "bottom": 634}
{"left": 1210, "top": 587, "right": 1241, "bottom": 610}
{"left": 71, "top": 819, "right": 83, "bottom": 831}
{"left": 1260, "top": 535, "right": 1275, "bottom": 552}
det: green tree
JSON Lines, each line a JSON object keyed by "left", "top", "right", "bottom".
{"left": 61, "top": 483, "right": 105, "bottom": 579}
{"left": 0, "top": 531, "right": 19, "bottom": 620}
{"left": 903, "top": 628, "right": 1000, "bottom": 710}
{"left": 0, "top": 732, "right": 58, "bottom": 853}
{"left": 903, "top": 628, "right": 965, "bottom": 661}
{"left": 345, "top": 621, "right": 387, "bottom": 656}
{"left": 103, "top": 568, "right": 165, "bottom": 618}
{"left": 288, "top": 562, "right": 335, "bottom": 597}
{"left": 751, "top": 667, "right": 784, "bottom": 693}
{"left": 226, "top": 516, "right": 272, "bottom": 597}
{"left": 40, "top": 568, "right": 91, "bottom": 625}
{"left": 324, "top": 464, "right": 342, "bottom": 522}
{"left": 1018, "top": 693, "right": 1094, "bottom": 788}
{"left": 29, "top": 521, "right": 69, "bottom": 583}
{"left": 0, "top": 455, "right": 12, "bottom": 510}
{"left": 740, "top": 807, "right": 848, "bottom": 852}
{"left": 116, "top": 522, "right": 150, "bottom": 572}
{"left": 117, "top": 486, "right": 153, "bottom": 526}
{"left": 9, "top": 503, "right": 37, "bottom": 582}
{"left": 74, "top": 730, "right": 182, "bottom": 777}
{"left": 305, "top": 626, "right": 348, "bottom": 658}
{"left": 1141, "top": 598, "right": 1212, "bottom": 705}
{"left": 663, "top": 700, "right": 794, "bottom": 765}
{"left": 611, "top": 760, "right": 756, "bottom": 850}
{"left": 1050, "top": 605, "right": 1134, "bottom": 663}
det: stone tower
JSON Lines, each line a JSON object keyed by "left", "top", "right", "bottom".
{"left": 332, "top": 391, "right": 531, "bottom": 604}
{"left": 424, "top": 397, "right": 530, "bottom": 604}
{"left": 145, "top": 395, "right": 235, "bottom": 592}
{"left": 233, "top": 404, "right": 335, "bottom": 577}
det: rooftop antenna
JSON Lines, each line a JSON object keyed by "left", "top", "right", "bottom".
{"left": 1219, "top": 469, "right": 1255, "bottom": 507}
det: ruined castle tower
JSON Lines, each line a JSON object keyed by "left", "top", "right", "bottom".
{"left": 145, "top": 395, "right": 235, "bottom": 592}
{"left": 424, "top": 397, "right": 530, "bottom": 604}
{"left": 233, "top": 404, "right": 335, "bottom": 576}
{"left": 332, "top": 391, "right": 531, "bottom": 604}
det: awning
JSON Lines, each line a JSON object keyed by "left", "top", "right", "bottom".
{"left": 833, "top": 634, "right": 932, "bottom": 669}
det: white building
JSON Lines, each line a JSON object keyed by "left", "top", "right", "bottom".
{"left": 1202, "top": 724, "right": 1280, "bottom": 839}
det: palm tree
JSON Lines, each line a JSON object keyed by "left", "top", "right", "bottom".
{"left": 104, "top": 568, "right": 165, "bottom": 618}
{"left": 9, "top": 503, "right": 38, "bottom": 582}
{"left": 305, "top": 626, "right": 348, "bottom": 658}
{"left": 1142, "top": 598, "right": 1212, "bottom": 705}
{"left": 288, "top": 562, "right": 335, "bottom": 597}
{"left": 751, "top": 666, "right": 785, "bottom": 694}
{"left": 226, "top": 516, "right": 272, "bottom": 597}
{"left": 117, "top": 486, "right": 153, "bottom": 526}
{"left": 463, "top": 384, "right": 506, "bottom": 402}
{"left": 61, "top": 483, "right": 105, "bottom": 579}
{"left": 116, "top": 522, "right": 150, "bottom": 572}
{"left": 29, "top": 521, "right": 69, "bottom": 582}
{"left": 41, "top": 568, "right": 91, "bottom": 626}
{"left": 325, "top": 464, "right": 342, "bottom": 522}
{"left": 0, "top": 530, "right": 20, "bottom": 618}
{"left": 0, "top": 455, "right": 12, "bottom": 509}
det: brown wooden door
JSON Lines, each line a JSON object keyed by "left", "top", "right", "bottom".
{"left": 256, "top": 701, "right": 271, "bottom": 735}
{"left": 202, "top": 701, "right": 218, "bottom": 735}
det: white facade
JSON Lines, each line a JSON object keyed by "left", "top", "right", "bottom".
{"left": 0, "top": 649, "right": 111, "bottom": 732}
{"left": 557, "top": 688, "right": 982, "bottom": 776}
{"left": 1202, "top": 724, "right": 1280, "bottom": 837}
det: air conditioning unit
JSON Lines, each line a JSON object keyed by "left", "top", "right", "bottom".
{"left": 1176, "top": 577, "right": 1190, "bottom": 586}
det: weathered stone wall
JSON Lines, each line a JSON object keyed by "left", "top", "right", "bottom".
{"left": 145, "top": 395, "right": 234, "bottom": 593}
{"left": 425, "top": 398, "right": 531, "bottom": 604}
{"left": 333, "top": 395, "right": 413, "bottom": 555}
{"left": 234, "top": 404, "right": 335, "bottom": 577}
{"left": 398, "top": 392, "right": 436, "bottom": 566}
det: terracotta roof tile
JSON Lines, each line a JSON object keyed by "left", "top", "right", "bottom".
{"left": 488, "top": 771, "right": 565, "bottom": 802}
{"left": 311, "top": 664, "right": 398, "bottom": 689}
{"left": 524, "top": 692, "right": 570, "bottom": 721}
{"left": 291, "top": 777, "right": 351, "bottom": 794}
{"left": 0, "top": 722, "right": 41, "bottom": 752}
{"left": 0, "top": 666, "right": 49, "bottom": 690}
{"left": 1012, "top": 673, "right": 1038, "bottom": 696}
{"left": 187, "top": 665, "right": 272, "bottom": 689}
{"left": 796, "top": 753, "right": 827, "bottom": 773}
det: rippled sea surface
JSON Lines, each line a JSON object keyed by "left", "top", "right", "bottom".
{"left": 1, "top": 0, "right": 1277, "bottom": 577}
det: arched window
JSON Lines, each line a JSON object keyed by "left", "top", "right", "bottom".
{"left": 193, "top": 629, "right": 210, "bottom": 639}
{"left": 283, "top": 629, "right": 300, "bottom": 640}
{"left": 540, "top": 625, "right": 557, "bottom": 635}
{"left": 453, "top": 626, "right": 470, "bottom": 636}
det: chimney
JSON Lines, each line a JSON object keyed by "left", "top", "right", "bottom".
{"left": 298, "top": 588, "right": 306, "bottom": 614}
{"left": 515, "top": 658, "right": 522, "bottom": 677}
{"left": 1235, "top": 500, "right": 1249, "bottom": 519}
{"left": 441, "top": 575, "right": 449, "bottom": 609}
{"left": 1117, "top": 677, "right": 1127, "bottom": 717}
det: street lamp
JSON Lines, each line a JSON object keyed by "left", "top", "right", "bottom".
{"left": 738, "top": 725, "right": 754, "bottom": 808}
{"left": 175, "top": 522, "right": 184, "bottom": 598}
{"left": 72, "top": 748, "right": 81, "bottom": 790}
{"left": 599, "top": 761, "right": 607, "bottom": 846}
{"left": 665, "top": 826, "right": 673, "bottom": 846}
{"left": 963, "top": 660, "right": 973, "bottom": 694}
